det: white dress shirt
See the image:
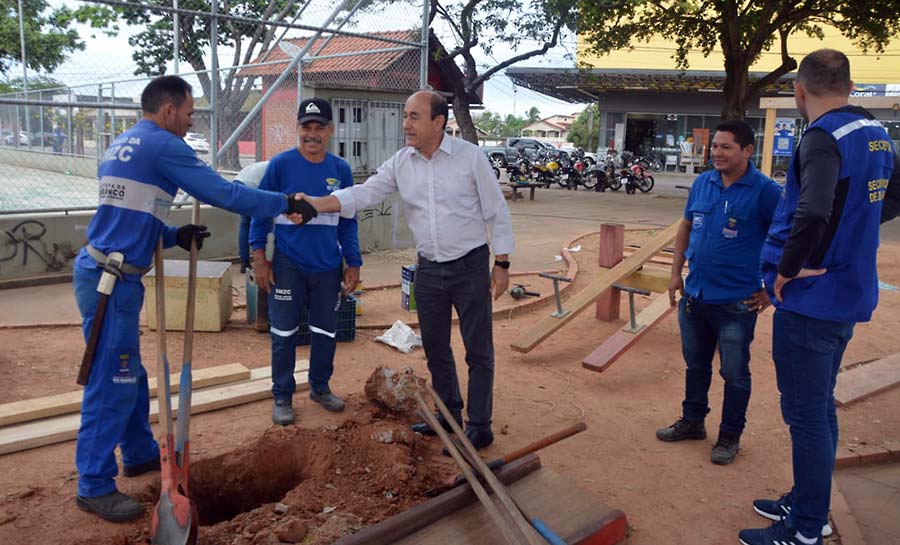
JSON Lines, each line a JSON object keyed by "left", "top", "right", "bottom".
{"left": 333, "top": 134, "right": 515, "bottom": 262}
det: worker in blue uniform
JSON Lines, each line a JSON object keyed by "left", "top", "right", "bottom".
{"left": 73, "top": 75, "right": 314, "bottom": 523}
{"left": 740, "top": 49, "right": 900, "bottom": 545}
{"left": 658, "top": 120, "right": 782, "bottom": 466}
{"left": 250, "top": 98, "right": 361, "bottom": 425}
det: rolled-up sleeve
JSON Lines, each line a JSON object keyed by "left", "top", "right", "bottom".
{"left": 473, "top": 148, "right": 515, "bottom": 256}
{"left": 333, "top": 156, "right": 399, "bottom": 218}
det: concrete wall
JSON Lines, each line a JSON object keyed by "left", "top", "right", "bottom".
{"left": 0, "top": 195, "right": 413, "bottom": 282}
{"left": 0, "top": 148, "right": 97, "bottom": 178}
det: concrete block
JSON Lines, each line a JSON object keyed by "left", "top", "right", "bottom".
{"left": 144, "top": 259, "right": 233, "bottom": 332}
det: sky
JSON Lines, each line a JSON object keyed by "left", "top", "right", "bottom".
{"left": 15, "top": 1, "right": 586, "bottom": 120}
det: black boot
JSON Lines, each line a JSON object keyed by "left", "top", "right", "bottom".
{"left": 410, "top": 413, "right": 461, "bottom": 436}
{"left": 655, "top": 417, "right": 707, "bottom": 442}
{"left": 76, "top": 490, "right": 144, "bottom": 522}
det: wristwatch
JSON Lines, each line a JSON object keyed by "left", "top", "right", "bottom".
{"left": 494, "top": 260, "right": 510, "bottom": 269}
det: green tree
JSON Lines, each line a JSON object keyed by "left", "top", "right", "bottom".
{"left": 568, "top": 103, "right": 599, "bottom": 150}
{"left": 116, "top": 1, "right": 316, "bottom": 169}
{"left": 0, "top": 1, "right": 116, "bottom": 74}
{"left": 579, "top": 0, "right": 900, "bottom": 120}
{"left": 526, "top": 106, "right": 541, "bottom": 123}
{"left": 502, "top": 113, "right": 528, "bottom": 137}
{"left": 430, "top": 0, "right": 578, "bottom": 143}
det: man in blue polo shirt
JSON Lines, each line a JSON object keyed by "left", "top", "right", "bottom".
{"left": 657, "top": 120, "right": 782, "bottom": 465}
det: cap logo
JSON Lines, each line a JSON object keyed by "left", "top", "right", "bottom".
{"left": 305, "top": 103, "right": 321, "bottom": 114}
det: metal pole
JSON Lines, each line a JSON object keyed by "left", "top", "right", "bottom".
{"left": 110, "top": 83, "right": 117, "bottom": 139}
{"left": 217, "top": 0, "right": 353, "bottom": 163}
{"left": 17, "top": 0, "right": 30, "bottom": 145}
{"left": 419, "top": 0, "right": 429, "bottom": 89}
{"left": 173, "top": 0, "right": 180, "bottom": 74}
{"left": 210, "top": 0, "right": 218, "bottom": 170}
{"left": 96, "top": 84, "right": 103, "bottom": 169}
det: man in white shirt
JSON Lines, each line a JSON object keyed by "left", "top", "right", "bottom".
{"left": 299, "top": 90, "right": 514, "bottom": 450}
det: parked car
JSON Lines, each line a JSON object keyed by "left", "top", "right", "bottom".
{"left": 184, "top": 132, "right": 210, "bottom": 153}
{"left": 4, "top": 131, "right": 30, "bottom": 146}
{"left": 482, "top": 137, "right": 556, "bottom": 167}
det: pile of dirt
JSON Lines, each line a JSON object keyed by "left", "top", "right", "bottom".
{"left": 68, "top": 399, "right": 457, "bottom": 545}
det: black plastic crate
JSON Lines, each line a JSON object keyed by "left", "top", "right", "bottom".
{"left": 296, "top": 296, "right": 356, "bottom": 346}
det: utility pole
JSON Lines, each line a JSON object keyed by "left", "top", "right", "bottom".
{"left": 587, "top": 104, "right": 594, "bottom": 151}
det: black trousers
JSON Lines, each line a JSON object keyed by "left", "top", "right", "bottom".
{"left": 415, "top": 244, "right": 494, "bottom": 430}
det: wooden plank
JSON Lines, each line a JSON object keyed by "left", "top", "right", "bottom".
{"left": 582, "top": 295, "right": 676, "bottom": 373}
{"left": 0, "top": 363, "right": 308, "bottom": 456}
{"left": 393, "top": 467, "right": 628, "bottom": 545}
{"left": 334, "top": 455, "right": 543, "bottom": 545}
{"left": 0, "top": 363, "right": 251, "bottom": 427}
{"left": 761, "top": 108, "right": 777, "bottom": 177}
{"left": 834, "top": 353, "right": 900, "bottom": 407}
{"left": 615, "top": 269, "right": 670, "bottom": 294}
{"left": 596, "top": 224, "right": 625, "bottom": 322}
{"left": 510, "top": 220, "right": 680, "bottom": 353}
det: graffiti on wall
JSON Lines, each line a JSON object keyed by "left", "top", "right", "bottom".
{"left": 0, "top": 220, "right": 79, "bottom": 273}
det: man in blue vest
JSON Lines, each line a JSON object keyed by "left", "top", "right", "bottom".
{"left": 73, "top": 75, "right": 313, "bottom": 523}
{"left": 740, "top": 49, "right": 900, "bottom": 545}
{"left": 251, "top": 98, "right": 362, "bottom": 425}
{"left": 658, "top": 120, "right": 782, "bottom": 466}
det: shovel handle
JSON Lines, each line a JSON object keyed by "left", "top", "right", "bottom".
{"left": 76, "top": 293, "right": 108, "bottom": 386}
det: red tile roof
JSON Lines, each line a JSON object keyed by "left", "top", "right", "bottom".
{"left": 240, "top": 29, "right": 418, "bottom": 77}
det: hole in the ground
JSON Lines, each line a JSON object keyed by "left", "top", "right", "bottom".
{"left": 174, "top": 428, "right": 331, "bottom": 526}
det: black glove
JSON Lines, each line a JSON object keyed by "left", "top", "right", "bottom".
{"left": 176, "top": 224, "right": 211, "bottom": 251}
{"left": 287, "top": 195, "right": 318, "bottom": 224}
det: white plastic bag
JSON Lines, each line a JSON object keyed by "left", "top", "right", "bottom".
{"left": 375, "top": 320, "right": 423, "bottom": 353}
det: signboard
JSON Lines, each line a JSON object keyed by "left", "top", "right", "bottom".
{"left": 773, "top": 118, "right": 796, "bottom": 157}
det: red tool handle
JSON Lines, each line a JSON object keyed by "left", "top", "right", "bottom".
{"left": 76, "top": 293, "right": 109, "bottom": 386}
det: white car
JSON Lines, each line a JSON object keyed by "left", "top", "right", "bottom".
{"left": 184, "top": 132, "right": 210, "bottom": 153}
{"left": 560, "top": 146, "right": 598, "bottom": 166}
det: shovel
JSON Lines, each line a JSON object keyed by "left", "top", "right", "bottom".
{"left": 150, "top": 237, "right": 198, "bottom": 545}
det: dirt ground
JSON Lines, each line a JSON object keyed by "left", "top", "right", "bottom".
{"left": 2, "top": 230, "right": 900, "bottom": 544}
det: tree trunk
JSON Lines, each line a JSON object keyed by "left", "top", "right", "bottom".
{"left": 452, "top": 92, "right": 478, "bottom": 145}
{"left": 721, "top": 54, "right": 751, "bottom": 120}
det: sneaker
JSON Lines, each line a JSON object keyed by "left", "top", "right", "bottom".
{"left": 273, "top": 398, "right": 295, "bottom": 425}
{"left": 76, "top": 490, "right": 144, "bottom": 523}
{"left": 656, "top": 417, "right": 707, "bottom": 442}
{"left": 711, "top": 433, "right": 740, "bottom": 465}
{"left": 310, "top": 388, "right": 345, "bottom": 413}
{"left": 739, "top": 520, "right": 822, "bottom": 545}
{"left": 122, "top": 456, "right": 161, "bottom": 477}
{"left": 753, "top": 491, "right": 833, "bottom": 537}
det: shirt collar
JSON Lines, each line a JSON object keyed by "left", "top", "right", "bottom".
{"left": 711, "top": 160, "right": 758, "bottom": 188}
{"left": 410, "top": 133, "right": 453, "bottom": 160}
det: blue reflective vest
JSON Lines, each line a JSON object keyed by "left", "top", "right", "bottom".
{"left": 761, "top": 108, "right": 895, "bottom": 322}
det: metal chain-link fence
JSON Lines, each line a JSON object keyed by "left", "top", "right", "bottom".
{"left": 0, "top": 0, "right": 427, "bottom": 214}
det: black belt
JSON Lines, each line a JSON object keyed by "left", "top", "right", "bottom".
{"left": 419, "top": 244, "right": 488, "bottom": 266}
{"left": 85, "top": 244, "right": 150, "bottom": 276}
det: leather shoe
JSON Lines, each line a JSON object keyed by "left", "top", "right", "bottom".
{"left": 410, "top": 413, "right": 461, "bottom": 436}
{"left": 76, "top": 490, "right": 144, "bottom": 522}
{"left": 122, "top": 456, "right": 160, "bottom": 477}
{"left": 442, "top": 427, "right": 494, "bottom": 455}
{"left": 273, "top": 398, "right": 295, "bottom": 425}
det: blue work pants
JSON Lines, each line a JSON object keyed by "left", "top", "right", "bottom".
{"left": 268, "top": 250, "right": 341, "bottom": 399}
{"left": 73, "top": 266, "right": 158, "bottom": 498}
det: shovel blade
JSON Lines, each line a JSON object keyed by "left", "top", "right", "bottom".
{"left": 151, "top": 490, "right": 193, "bottom": 545}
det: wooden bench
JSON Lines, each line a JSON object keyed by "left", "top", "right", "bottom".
{"left": 508, "top": 182, "right": 545, "bottom": 201}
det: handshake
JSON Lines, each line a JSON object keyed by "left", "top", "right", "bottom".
{"left": 286, "top": 193, "right": 319, "bottom": 225}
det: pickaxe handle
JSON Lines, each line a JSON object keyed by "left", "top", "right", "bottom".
{"left": 76, "top": 293, "right": 109, "bottom": 386}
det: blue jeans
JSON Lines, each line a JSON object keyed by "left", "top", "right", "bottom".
{"left": 73, "top": 266, "right": 159, "bottom": 497}
{"left": 773, "top": 308, "right": 854, "bottom": 539}
{"left": 415, "top": 245, "right": 494, "bottom": 430}
{"left": 679, "top": 295, "right": 758, "bottom": 437}
{"left": 268, "top": 250, "right": 341, "bottom": 399}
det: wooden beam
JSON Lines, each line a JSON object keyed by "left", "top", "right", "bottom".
{"left": 595, "top": 224, "right": 625, "bottom": 322}
{"left": 582, "top": 295, "right": 676, "bottom": 373}
{"left": 510, "top": 221, "right": 680, "bottom": 353}
{"left": 761, "top": 107, "right": 777, "bottom": 177}
{"left": 760, "top": 95, "right": 900, "bottom": 110}
{"left": 0, "top": 363, "right": 308, "bottom": 456}
{"left": 615, "top": 268, "right": 671, "bottom": 294}
{"left": 834, "top": 352, "right": 900, "bottom": 407}
{"left": 0, "top": 363, "right": 251, "bottom": 427}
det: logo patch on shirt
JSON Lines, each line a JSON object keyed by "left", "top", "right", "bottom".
{"left": 325, "top": 177, "right": 341, "bottom": 191}
{"left": 112, "top": 353, "right": 137, "bottom": 384}
{"left": 692, "top": 213, "right": 704, "bottom": 229}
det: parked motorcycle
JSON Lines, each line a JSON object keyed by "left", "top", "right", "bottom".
{"left": 530, "top": 149, "right": 559, "bottom": 187}
{"left": 507, "top": 146, "right": 533, "bottom": 184}
{"left": 618, "top": 162, "right": 655, "bottom": 194}
{"left": 589, "top": 152, "right": 622, "bottom": 191}
{"left": 563, "top": 148, "right": 588, "bottom": 190}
